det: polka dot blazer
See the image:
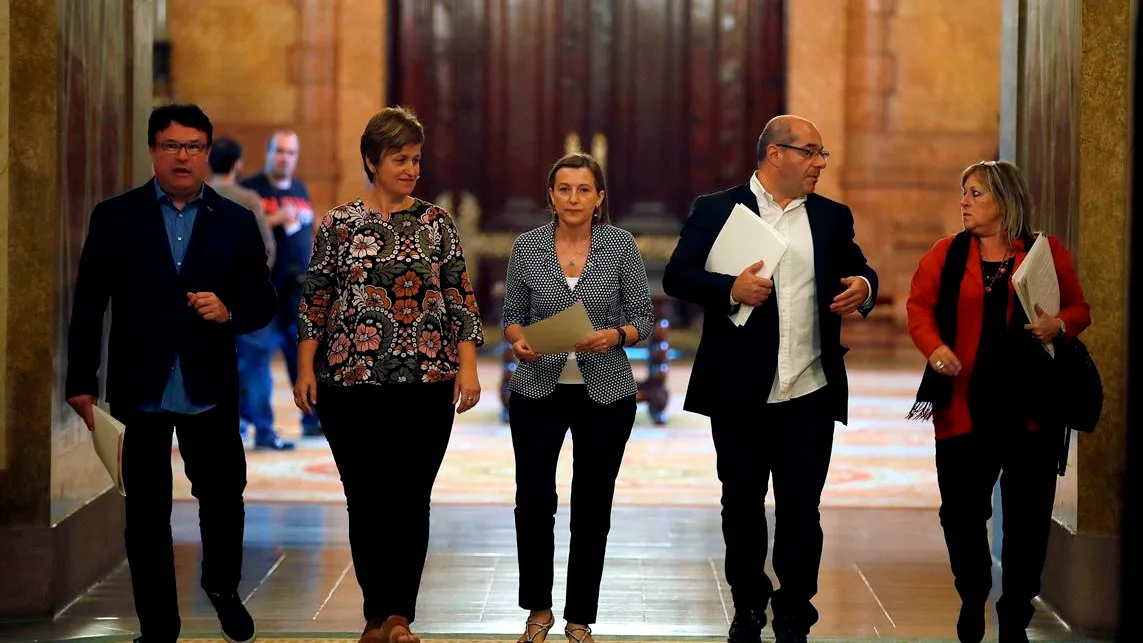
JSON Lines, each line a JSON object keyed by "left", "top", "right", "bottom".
{"left": 502, "top": 222, "right": 654, "bottom": 404}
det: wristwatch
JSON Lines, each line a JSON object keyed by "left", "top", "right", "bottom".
{"left": 615, "top": 327, "right": 627, "bottom": 347}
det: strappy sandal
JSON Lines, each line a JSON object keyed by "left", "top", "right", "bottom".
{"left": 564, "top": 624, "right": 592, "bottom": 643}
{"left": 518, "top": 614, "right": 555, "bottom": 643}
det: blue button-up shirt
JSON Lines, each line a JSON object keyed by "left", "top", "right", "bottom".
{"left": 138, "top": 180, "right": 216, "bottom": 415}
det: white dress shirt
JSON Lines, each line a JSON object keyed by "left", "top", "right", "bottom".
{"left": 744, "top": 172, "right": 829, "bottom": 403}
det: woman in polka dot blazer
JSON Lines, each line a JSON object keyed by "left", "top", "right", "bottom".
{"left": 501, "top": 153, "right": 654, "bottom": 643}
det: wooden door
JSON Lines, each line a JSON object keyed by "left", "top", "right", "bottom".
{"left": 390, "top": 0, "right": 785, "bottom": 231}
{"left": 389, "top": 0, "right": 785, "bottom": 323}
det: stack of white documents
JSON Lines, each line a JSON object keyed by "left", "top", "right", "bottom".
{"left": 1011, "top": 234, "right": 1059, "bottom": 357}
{"left": 92, "top": 406, "right": 126, "bottom": 496}
{"left": 704, "top": 203, "right": 790, "bottom": 326}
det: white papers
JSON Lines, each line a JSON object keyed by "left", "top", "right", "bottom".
{"left": 1012, "top": 235, "right": 1059, "bottom": 357}
{"left": 521, "top": 300, "right": 596, "bottom": 354}
{"left": 705, "top": 203, "right": 790, "bottom": 326}
{"left": 92, "top": 406, "right": 126, "bottom": 496}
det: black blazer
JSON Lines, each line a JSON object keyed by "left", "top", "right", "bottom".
{"left": 65, "top": 179, "right": 277, "bottom": 408}
{"left": 662, "top": 184, "right": 878, "bottom": 424}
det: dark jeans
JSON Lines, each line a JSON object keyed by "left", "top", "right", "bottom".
{"left": 935, "top": 419, "right": 1061, "bottom": 634}
{"left": 114, "top": 402, "right": 247, "bottom": 643}
{"left": 316, "top": 381, "right": 456, "bottom": 623}
{"left": 236, "top": 315, "right": 320, "bottom": 436}
{"left": 710, "top": 386, "right": 835, "bottom": 635}
{"left": 509, "top": 385, "right": 636, "bottom": 625}
{"left": 236, "top": 326, "right": 276, "bottom": 441}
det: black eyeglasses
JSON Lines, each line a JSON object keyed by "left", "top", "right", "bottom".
{"left": 776, "top": 143, "right": 830, "bottom": 161}
{"left": 154, "top": 141, "right": 209, "bottom": 156}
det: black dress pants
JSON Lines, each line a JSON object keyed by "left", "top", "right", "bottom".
{"left": 935, "top": 419, "right": 1061, "bottom": 635}
{"left": 316, "top": 381, "right": 455, "bottom": 623}
{"left": 115, "top": 402, "right": 247, "bottom": 643}
{"left": 510, "top": 385, "right": 636, "bottom": 625}
{"left": 710, "top": 386, "right": 836, "bottom": 635}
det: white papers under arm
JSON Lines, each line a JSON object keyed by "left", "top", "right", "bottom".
{"left": 704, "top": 203, "right": 789, "bottom": 326}
{"left": 1011, "top": 235, "right": 1060, "bottom": 357}
{"left": 92, "top": 406, "right": 126, "bottom": 496}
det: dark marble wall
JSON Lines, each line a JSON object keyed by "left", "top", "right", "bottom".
{"left": 1017, "top": 0, "right": 1080, "bottom": 248}
{"left": 52, "top": 0, "right": 135, "bottom": 523}
{"left": 1014, "top": 0, "right": 1082, "bottom": 531}
{"left": 1, "top": 0, "right": 140, "bottom": 615}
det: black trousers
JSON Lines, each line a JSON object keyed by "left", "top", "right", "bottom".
{"left": 115, "top": 402, "right": 247, "bottom": 643}
{"left": 935, "top": 419, "right": 1061, "bottom": 634}
{"left": 710, "top": 386, "right": 835, "bottom": 635}
{"left": 509, "top": 385, "right": 636, "bottom": 625}
{"left": 316, "top": 382, "right": 455, "bottom": 623}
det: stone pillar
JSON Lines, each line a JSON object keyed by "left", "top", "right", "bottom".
{"left": 840, "top": 0, "right": 1003, "bottom": 324}
{"left": 335, "top": 0, "right": 387, "bottom": 202}
{"left": 166, "top": 0, "right": 358, "bottom": 212}
{"left": 841, "top": 0, "right": 895, "bottom": 316}
{"left": 0, "top": 0, "right": 150, "bottom": 616}
{"left": 1008, "top": 0, "right": 1132, "bottom": 634}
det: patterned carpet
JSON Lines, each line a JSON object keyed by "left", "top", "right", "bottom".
{"left": 133, "top": 638, "right": 1094, "bottom": 643}
{"left": 172, "top": 360, "right": 940, "bottom": 508}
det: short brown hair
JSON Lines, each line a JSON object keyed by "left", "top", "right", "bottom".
{"left": 960, "top": 160, "right": 1035, "bottom": 241}
{"left": 360, "top": 106, "right": 425, "bottom": 183}
{"left": 545, "top": 153, "right": 609, "bottom": 225}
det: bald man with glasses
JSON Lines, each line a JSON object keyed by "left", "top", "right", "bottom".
{"left": 664, "top": 115, "right": 878, "bottom": 643}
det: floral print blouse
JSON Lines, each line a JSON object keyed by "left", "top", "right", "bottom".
{"left": 298, "top": 198, "right": 484, "bottom": 386}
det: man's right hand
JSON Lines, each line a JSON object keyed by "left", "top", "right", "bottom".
{"left": 731, "top": 259, "right": 774, "bottom": 307}
{"left": 67, "top": 394, "right": 97, "bottom": 431}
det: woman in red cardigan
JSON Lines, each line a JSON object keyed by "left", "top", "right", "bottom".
{"left": 906, "top": 160, "right": 1090, "bottom": 643}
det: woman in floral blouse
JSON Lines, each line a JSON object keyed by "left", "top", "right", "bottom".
{"left": 293, "top": 106, "right": 483, "bottom": 643}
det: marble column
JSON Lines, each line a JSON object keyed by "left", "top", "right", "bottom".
{"left": 0, "top": 0, "right": 150, "bottom": 617}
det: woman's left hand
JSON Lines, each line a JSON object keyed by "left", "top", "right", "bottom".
{"left": 1024, "top": 304, "right": 1064, "bottom": 344}
{"left": 575, "top": 329, "right": 620, "bottom": 353}
{"left": 454, "top": 365, "right": 481, "bottom": 413}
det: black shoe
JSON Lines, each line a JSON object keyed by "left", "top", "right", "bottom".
{"left": 206, "top": 591, "right": 256, "bottom": 643}
{"left": 253, "top": 435, "right": 295, "bottom": 451}
{"left": 301, "top": 423, "right": 323, "bottom": 437}
{"left": 727, "top": 608, "right": 765, "bottom": 643}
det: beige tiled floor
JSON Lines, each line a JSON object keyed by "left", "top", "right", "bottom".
{"left": 0, "top": 504, "right": 1100, "bottom": 643}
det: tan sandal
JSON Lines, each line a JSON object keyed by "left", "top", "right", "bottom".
{"left": 564, "top": 624, "right": 592, "bottom": 643}
{"left": 518, "top": 614, "right": 555, "bottom": 643}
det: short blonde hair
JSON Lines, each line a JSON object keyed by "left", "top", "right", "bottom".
{"left": 960, "top": 160, "right": 1035, "bottom": 240}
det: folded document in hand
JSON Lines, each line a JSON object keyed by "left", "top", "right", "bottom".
{"left": 1011, "top": 234, "right": 1059, "bottom": 358}
{"left": 704, "top": 203, "right": 790, "bottom": 326}
{"left": 521, "top": 299, "right": 596, "bottom": 354}
{"left": 92, "top": 406, "right": 126, "bottom": 496}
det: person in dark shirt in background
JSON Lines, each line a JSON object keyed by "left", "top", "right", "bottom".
{"left": 209, "top": 137, "right": 292, "bottom": 449}
{"left": 241, "top": 130, "right": 323, "bottom": 439}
